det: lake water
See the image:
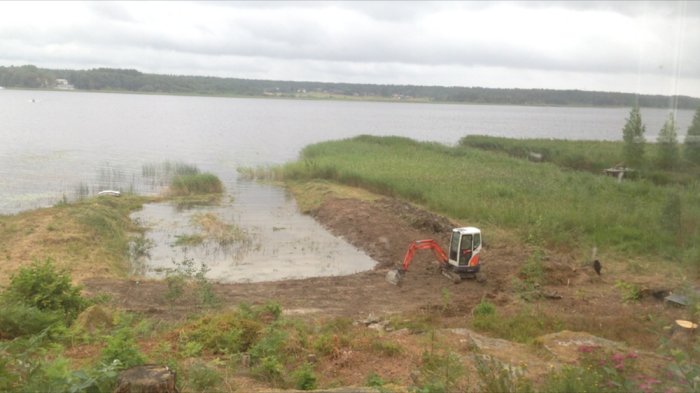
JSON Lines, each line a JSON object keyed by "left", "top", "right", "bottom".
{"left": 1, "top": 89, "right": 694, "bottom": 281}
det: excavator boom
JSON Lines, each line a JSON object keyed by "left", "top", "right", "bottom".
{"left": 401, "top": 239, "right": 449, "bottom": 270}
{"left": 386, "top": 239, "right": 449, "bottom": 286}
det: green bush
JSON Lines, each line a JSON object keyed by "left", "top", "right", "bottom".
{"left": 188, "top": 361, "right": 222, "bottom": 392}
{"left": 366, "top": 372, "right": 385, "bottom": 388}
{"left": 180, "top": 310, "right": 264, "bottom": 355}
{"left": 293, "top": 363, "right": 317, "bottom": 390}
{"left": 4, "top": 259, "right": 87, "bottom": 324}
{"left": 0, "top": 303, "right": 64, "bottom": 339}
{"left": 100, "top": 328, "right": 146, "bottom": 369}
{"left": 253, "top": 356, "right": 284, "bottom": 385}
{"left": 249, "top": 325, "right": 287, "bottom": 362}
{"left": 473, "top": 299, "right": 496, "bottom": 317}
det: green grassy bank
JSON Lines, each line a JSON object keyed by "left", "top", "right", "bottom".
{"left": 460, "top": 135, "right": 700, "bottom": 186}
{"left": 280, "top": 135, "right": 700, "bottom": 264}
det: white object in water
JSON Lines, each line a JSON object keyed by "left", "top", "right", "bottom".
{"left": 98, "top": 190, "right": 121, "bottom": 197}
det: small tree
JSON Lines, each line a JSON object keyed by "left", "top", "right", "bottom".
{"left": 622, "top": 106, "right": 646, "bottom": 167}
{"left": 684, "top": 106, "right": 700, "bottom": 165}
{"left": 657, "top": 113, "right": 680, "bottom": 170}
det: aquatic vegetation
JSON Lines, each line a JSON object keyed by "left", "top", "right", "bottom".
{"left": 169, "top": 173, "right": 223, "bottom": 196}
{"left": 191, "top": 213, "right": 250, "bottom": 247}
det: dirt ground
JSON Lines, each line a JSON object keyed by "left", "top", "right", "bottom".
{"left": 83, "top": 196, "right": 688, "bottom": 352}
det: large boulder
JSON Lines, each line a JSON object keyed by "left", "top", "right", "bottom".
{"left": 114, "top": 365, "right": 178, "bottom": 393}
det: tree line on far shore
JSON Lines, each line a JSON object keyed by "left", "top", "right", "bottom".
{"left": 1, "top": 64, "right": 700, "bottom": 109}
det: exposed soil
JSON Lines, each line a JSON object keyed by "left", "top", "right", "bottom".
{"left": 83, "top": 196, "right": 686, "bottom": 350}
{"left": 85, "top": 197, "right": 496, "bottom": 319}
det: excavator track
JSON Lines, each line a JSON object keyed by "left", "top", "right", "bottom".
{"left": 441, "top": 268, "right": 462, "bottom": 284}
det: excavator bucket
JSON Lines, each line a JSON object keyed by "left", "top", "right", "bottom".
{"left": 385, "top": 269, "right": 404, "bottom": 286}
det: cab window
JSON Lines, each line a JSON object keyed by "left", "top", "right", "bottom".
{"left": 473, "top": 233, "right": 481, "bottom": 249}
{"left": 449, "top": 231, "right": 460, "bottom": 260}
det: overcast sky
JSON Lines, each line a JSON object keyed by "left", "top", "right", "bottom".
{"left": 1, "top": 1, "right": 699, "bottom": 97}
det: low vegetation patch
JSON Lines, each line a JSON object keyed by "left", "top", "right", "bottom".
{"left": 169, "top": 173, "right": 223, "bottom": 196}
{"left": 0, "top": 262, "right": 697, "bottom": 393}
{"left": 471, "top": 302, "right": 562, "bottom": 344}
{"left": 191, "top": 212, "right": 250, "bottom": 247}
{"left": 0, "top": 194, "right": 152, "bottom": 281}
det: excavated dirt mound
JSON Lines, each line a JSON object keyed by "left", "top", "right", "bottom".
{"left": 311, "top": 197, "right": 458, "bottom": 269}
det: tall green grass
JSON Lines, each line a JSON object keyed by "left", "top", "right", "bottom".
{"left": 460, "top": 135, "right": 622, "bottom": 173}
{"left": 460, "top": 135, "right": 700, "bottom": 185}
{"left": 169, "top": 173, "right": 223, "bottom": 196}
{"left": 282, "top": 135, "right": 700, "bottom": 261}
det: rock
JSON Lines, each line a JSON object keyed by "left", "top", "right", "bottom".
{"left": 446, "top": 328, "right": 553, "bottom": 379}
{"left": 389, "top": 328, "right": 410, "bottom": 336}
{"left": 536, "top": 330, "right": 626, "bottom": 363}
{"left": 114, "top": 365, "right": 178, "bottom": 393}
{"left": 307, "top": 353, "right": 318, "bottom": 364}
{"left": 73, "top": 305, "right": 113, "bottom": 333}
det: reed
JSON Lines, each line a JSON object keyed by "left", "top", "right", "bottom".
{"left": 169, "top": 173, "right": 223, "bottom": 196}
{"left": 281, "top": 135, "right": 700, "bottom": 261}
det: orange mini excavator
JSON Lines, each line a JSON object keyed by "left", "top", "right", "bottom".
{"left": 386, "top": 227, "right": 484, "bottom": 286}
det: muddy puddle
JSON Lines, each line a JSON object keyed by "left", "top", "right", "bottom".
{"left": 130, "top": 180, "right": 377, "bottom": 283}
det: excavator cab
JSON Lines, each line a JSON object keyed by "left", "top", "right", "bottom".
{"left": 447, "top": 227, "right": 482, "bottom": 275}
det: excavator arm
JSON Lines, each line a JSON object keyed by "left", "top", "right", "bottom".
{"left": 401, "top": 239, "right": 449, "bottom": 271}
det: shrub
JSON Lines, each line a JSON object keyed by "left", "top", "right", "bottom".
{"left": 4, "top": 259, "right": 87, "bottom": 324}
{"left": 293, "top": 363, "right": 317, "bottom": 390}
{"left": 100, "top": 328, "right": 146, "bottom": 369}
{"left": 0, "top": 303, "right": 64, "bottom": 339}
{"left": 188, "top": 361, "right": 222, "bottom": 392}
{"left": 474, "top": 355, "right": 533, "bottom": 393}
{"left": 180, "top": 311, "right": 264, "bottom": 355}
{"left": 418, "top": 349, "right": 464, "bottom": 393}
{"left": 473, "top": 299, "right": 496, "bottom": 317}
{"left": 253, "top": 356, "right": 284, "bottom": 385}
{"left": 366, "top": 372, "right": 385, "bottom": 388}
{"left": 370, "top": 339, "right": 402, "bottom": 357}
{"left": 614, "top": 280, "right": 641, "bottom": 302}
{"left": 164, "top": 273, "right": 186, "bottom": 303}
{"left": 541, "top": 365, "right": 602, "bottom": 393}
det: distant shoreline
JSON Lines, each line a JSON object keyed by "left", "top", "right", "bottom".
{"left": 2, "top": 64, "right": 698, "bottom": 110}
{"left": 2, "top": 86, "right": 697, "bottom": 111}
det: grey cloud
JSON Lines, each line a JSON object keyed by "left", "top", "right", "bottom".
{"left": 0, "top": 1, "right": 698, "bottom": 95}
{"left": 87, "top": 3, "right": 134, "bottom": 23}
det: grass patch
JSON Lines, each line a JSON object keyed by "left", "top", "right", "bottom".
{"left": 471, "top": 306, "right": 563, "bottom": 344}
{"left": 0, "top": 194, "right": 152, "bottom": 282}
{"left": 286, "top": 179, "right": 380, "bottom": 213}
{"left": 173, "top": 234, "right": 205, "bottom": 247}
{"left": 279, "top": 135, "right": 700, "bottom": 262}
{"left": 169, "top": 173, "right": 223, "bottom": 197}
{"left": 460, "top": 135, "right": 700, "bottom": 186}
{"left": 191, "top": 213, "right": 250, "bottom": 247}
